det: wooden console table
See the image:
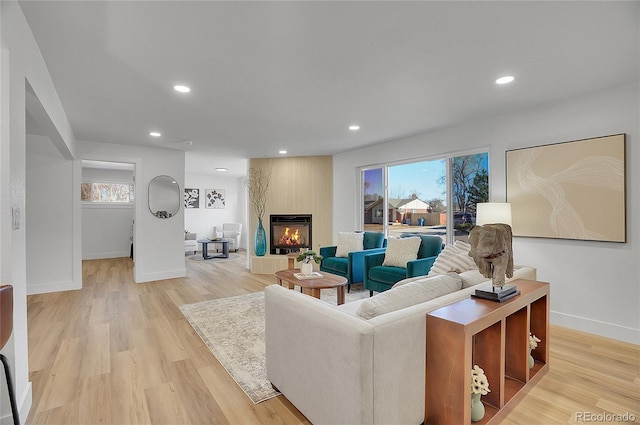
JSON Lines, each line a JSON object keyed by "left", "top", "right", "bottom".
{"left": 425, "top": 279, "right": 549, "bottom": 425}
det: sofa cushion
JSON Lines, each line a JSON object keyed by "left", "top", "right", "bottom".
{"left": 392, "top": 271, "right": 460, "bottom": 289}
{"left": 356, "top": 274, "right": 463, "bottom": 320}
{"left": 363, "top": 232, "right": 385, "bottom": 250}
{"left": 321, "top": 257, "right": 348, "bottom": 275}
{"left": 382, "top": 237, "right": 421, "bottom": 267}
{"left": 459, "top": 269, "right": 489, "bottom": 288}
{"left": 368, "top": 265, "right": 408, "bottom": 286}
{"left": 335, "top": 232, "right": 364, "bottom": 257}
{"left": 428, "top": 240, "right": 477, "bottom": 276}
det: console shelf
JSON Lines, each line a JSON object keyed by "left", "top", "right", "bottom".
{"left": 425, "top": 279, "right": 550, "bottom": 425}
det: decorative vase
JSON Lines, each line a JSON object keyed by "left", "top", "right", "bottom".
{"left": 300, "top": 261, "right": 314, "bottom": 276}
{"left": 471, "top": 392, "right": 485, "bottom": 422}
{"left": 529, "top": 350, "right": 535, "bottom": 369}
{"left": 254, "top": 217, "right": 267, "bottom": 256}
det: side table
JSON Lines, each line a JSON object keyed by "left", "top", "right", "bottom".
{"left": 425, "top": 279, "right": 549, "bottom": 425}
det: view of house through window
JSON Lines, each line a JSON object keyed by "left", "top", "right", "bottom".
{"left": 81, "top": 182, "right": 134, "bottom": 203}
{"left": 362, "top": 168, "right": 384, "bottom": 233}
{"left": 361, "top": 152, "right": 488, "bottom": 245}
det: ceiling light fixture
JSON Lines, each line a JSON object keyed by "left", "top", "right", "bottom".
{"left": 183, "top": 140, "right": 193, "bottom": 146}
{"left": 495, "top": 75, "right": 515, "bottom": 85}
{"left": 174, "top": 85, "right": 191, "bottom": 93}
{"left": 149, "top": 131, "right": 161, "bottom": 137}
{"left": 349, "top": 125, "right": 360, "bottom": 131}
{"left": 279, "top": 150, "right": 287, "bottom": 155}
{"left": 215, "top": 168, "right": 228, "bottom": 172}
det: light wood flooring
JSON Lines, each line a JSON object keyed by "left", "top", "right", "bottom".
{"left": 25, "top": 256, "right": 639, "bottom": 425}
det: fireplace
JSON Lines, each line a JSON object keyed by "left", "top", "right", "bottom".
{"left": 270, "top": 214, "right": 312, "bottom": 254}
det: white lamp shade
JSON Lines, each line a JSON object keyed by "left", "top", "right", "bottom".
{"left": 476, "top": 203, "right": 512, "bottom": 226}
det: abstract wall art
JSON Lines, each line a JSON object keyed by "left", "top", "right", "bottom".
{"left": 184, "top": 188, "right": 200, "bottom": 208}
{"left": 206, "top": 189, "right": 225, "bottom": 209}
{"left": 506, "top": 134, "right": 626, "bottom": 242}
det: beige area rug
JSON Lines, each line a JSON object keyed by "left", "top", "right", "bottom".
{"left": 186, "top": 251, "right": 246, "bottom": 263}
{"left": 179, "top": 284, "right": 369, "bottom": 404}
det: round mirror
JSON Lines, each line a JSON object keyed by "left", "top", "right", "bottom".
{"left": 148, "top": 175, "right": 180, "bottom": 218}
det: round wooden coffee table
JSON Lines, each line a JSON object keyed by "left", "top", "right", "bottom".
{"left": 274, "top": 269, "right": 348, "bottom": 305}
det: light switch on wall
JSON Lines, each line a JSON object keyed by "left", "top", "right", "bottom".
{"left": 12, "top": 207, "right": 20, "bottom": 230}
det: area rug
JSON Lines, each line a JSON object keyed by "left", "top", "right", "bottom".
{"left": 186, "top": 251, "right": 246, "bottom": 263}
{"left": 179, "top": 285, "right": 368, "bottom": 404}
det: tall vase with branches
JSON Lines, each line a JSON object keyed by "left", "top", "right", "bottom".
{"left": 245, "top": 167, "right": 271, "bottom": 256}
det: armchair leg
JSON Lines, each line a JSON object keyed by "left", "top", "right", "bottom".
{"left": 369, "top": 290, "right": 374, "bottom": 297}
{"left": 347, "top": 283, "right": 351, "bottom": 293}
{"left": 1, "top": 353, "right": 20, "bottom": 425}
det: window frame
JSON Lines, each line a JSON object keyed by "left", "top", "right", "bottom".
{"left": 358, "top": 147, "right": 490, "bottom": 245}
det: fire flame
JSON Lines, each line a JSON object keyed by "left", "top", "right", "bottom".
{"left": 280, "top": 227, "right": 303, "bottom": 245}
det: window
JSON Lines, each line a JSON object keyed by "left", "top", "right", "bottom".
{"left": 81, "top": 182, "right": 133, "bottom": 203}
{"left": 362, "top": 168, "right": 384, "bottom": 232}
{"left": 359, "top": 151, "right": 488, "bottom": 244}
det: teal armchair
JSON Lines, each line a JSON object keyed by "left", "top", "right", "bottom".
{"left": 364, "top": 234, "right": 443, "bottom": 295}
{"left": 320, "top": 232, "right": 387, "bottom": 292}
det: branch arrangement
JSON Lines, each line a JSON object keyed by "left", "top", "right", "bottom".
{"left": 244, "top": 167, "right": 271, "bottom": 220}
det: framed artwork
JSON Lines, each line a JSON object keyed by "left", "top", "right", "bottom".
{"left": 184, "top": 188, "right": 200, "bottom": 208}
{"left": 81, "top": 183, "right": 91, "bottom": 201}
{"left": 506, "top": 134, "right": 626, "bottom": 242}
{"left": 206, "top": 189, "right": 225, "bottom": 209}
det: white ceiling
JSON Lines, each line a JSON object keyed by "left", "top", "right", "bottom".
{"left": 18, "top": 1, "right": 640, "bottom": 169}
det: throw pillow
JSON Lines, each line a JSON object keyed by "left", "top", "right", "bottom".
{"left": 335, "top": 232, "right": 364, "bottom": 257}
{"left": 382, "top": 237, "right": 421, "bottom": 268}
{"left": 428, "top": 240, "right": 477, "bottom": 276}
{"left": 222, "top": 230, "right": 237, "bottom": 239}
{"left": 356, "top": 274, "right": 463, "bottom": 320}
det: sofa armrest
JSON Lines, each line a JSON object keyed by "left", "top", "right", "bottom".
{"left": 348, "top": 248, "right": 387, "bottom": 283}
{"left": 364, "top": 252, "right": 385, "bottom": 269}
{"left": 319, "top": 245, "right": 337, "bottom": 258}
{"left": 406, "top": 255, "right": 437, "bottom": 277}
{"left": 265, "top": 284, "right": 375, "bottom": 424}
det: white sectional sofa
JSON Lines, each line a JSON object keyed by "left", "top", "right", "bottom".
{"left": 265, "top": 266, "right": 537, "bottom": 425}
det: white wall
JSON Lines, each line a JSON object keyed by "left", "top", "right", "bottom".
{"left": 184, "top": 172, "right": 247, "bottom": 250}
{"left": 76, "top": 140, "right": 186, "bottom": 283}
{"left": 334, "top": 83, "right": 640, "bottom": 344}
{"left": 26, "top": 134, "right": 76, "bottom": 294}
{"left": 81, "top": 167, "right": 134, "bottom": 260}
{"left": 0, "top": 0, "right": 79, "bottom": 420}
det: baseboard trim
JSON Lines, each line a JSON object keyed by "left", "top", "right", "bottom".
{"left": 82, "top": 251, "right": 129, "bottom": 260}
{"left": 134, "top": 268, "right": 186, "bottom": 283}
{"left": 551, "top": 310, "right": 640, "bottom": 345}
{"left": 27, "top": 280, "right": 81, "bottom": 295}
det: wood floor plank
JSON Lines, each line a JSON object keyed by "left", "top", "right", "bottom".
{"left": 25, "top": 255, "right": 639, "bottom": 425}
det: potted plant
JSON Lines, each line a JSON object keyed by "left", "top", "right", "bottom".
{"left": 296, "top": 250, "right": 323, "bottom": 276}
{"left": 471, "top": 364, "right": 491, "bottom": 422}
{"left": 529, "top": 332, "right": 541, "bottom": 369}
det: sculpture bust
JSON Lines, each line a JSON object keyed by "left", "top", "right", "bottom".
{"left": 468, "top": 223, "right": 514, "bottom": 288}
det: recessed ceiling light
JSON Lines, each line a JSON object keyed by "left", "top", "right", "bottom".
{"left": 279, "top": 150, "right": 287, "bottom": 154}
{"left": 174, "top": 85, "right": 191, "bottom": 93}
{"left": 215, "top": 168, "right": 228, "bottom": 172}
{"left": 495, "top": 75, "right": 515, "bottom": 85}
{"left": 349, "top": 125, "right": 360, "bottom": 131}
{"left": 149, "top": 131, "right": 161, "bottom": 137}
